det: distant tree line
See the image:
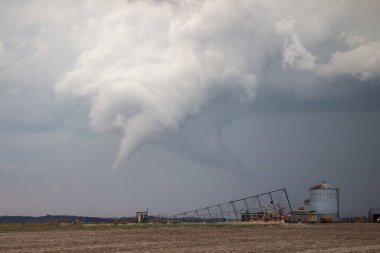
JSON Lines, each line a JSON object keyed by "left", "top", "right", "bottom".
{"left": 0, "top": 215, "right": 136, "bottom": 224}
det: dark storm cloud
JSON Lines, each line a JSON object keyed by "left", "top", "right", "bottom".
{"left": 255, "top": 63, "right": 380, "bottom": 113}
{"left": 0, "top": 0, "right": 379, "bottom": 216}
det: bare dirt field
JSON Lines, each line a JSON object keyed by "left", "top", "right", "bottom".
{"left": 0, "top": 223, "right": 379, "bottom": 252}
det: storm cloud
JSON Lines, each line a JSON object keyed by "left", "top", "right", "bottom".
{"left": 54, "top": 0, "right": 380, "bottom": 170}
{"left": 0, "top": 0, "right": 379, "bottom": 217}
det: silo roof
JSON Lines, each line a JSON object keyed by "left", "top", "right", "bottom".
{"left": 309, "top": 181, "right": 337, "bottom": 190}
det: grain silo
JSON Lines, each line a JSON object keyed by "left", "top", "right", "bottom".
{"left": 309, "top": 181, "right": 339, "bottom": 221}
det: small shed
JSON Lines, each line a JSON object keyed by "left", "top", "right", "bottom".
{"left": 368, "top": 208, "right": 380, "bottom": 223}
{"left": 136, "top": 211, "right": 149, "bottom": 223}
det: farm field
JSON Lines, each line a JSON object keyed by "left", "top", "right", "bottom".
{"left": 0, "top": 223, "right": 379, "bottom": 252}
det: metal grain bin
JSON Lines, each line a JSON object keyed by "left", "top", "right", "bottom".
{"left": 309, "top": 181, "right": 339, "bottom": 221}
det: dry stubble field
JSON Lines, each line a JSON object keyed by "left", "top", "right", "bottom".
{"left": 0, "top": 223, "right": 379, "bottom": 252}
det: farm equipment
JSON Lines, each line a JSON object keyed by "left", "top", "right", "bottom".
{"left": 320, "top": 215, "right": 333, "bottom": 223}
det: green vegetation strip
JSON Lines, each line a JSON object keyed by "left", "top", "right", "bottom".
{"left": 0, "top": 222, "right": 281, "bottom": 232}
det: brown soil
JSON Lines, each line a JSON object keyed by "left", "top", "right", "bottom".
{"left": 0, "top": 223, "right": 379, "bottom": 252}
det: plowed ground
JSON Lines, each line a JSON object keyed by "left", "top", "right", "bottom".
{"left": 0, "top": 223, "right": 379, "bottom": 252}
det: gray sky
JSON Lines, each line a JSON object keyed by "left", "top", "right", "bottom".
{"left": 0, "top": 0, "right": 379, "bottom": 217}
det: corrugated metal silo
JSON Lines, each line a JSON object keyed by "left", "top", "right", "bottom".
{"left": 309, "top": 181, "right": 339, "bottom": 221}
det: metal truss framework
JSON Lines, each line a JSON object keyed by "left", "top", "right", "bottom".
{"left": 164, "top": 188, "right": 292, "bottom": 223}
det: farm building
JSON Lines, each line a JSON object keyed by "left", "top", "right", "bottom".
{"left": 136, "top": 211, "right": 149, "bottom": 223}
{"left": 293, "top": 181, "right": 339, "bottom": 222}
{"left": 368, "top": 208, "right": 380, "bottom": 223}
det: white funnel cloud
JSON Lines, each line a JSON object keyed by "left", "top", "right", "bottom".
{"left": 55, "top": 0, "right": 380, "bottom": 170}
{"left": 56, "top": 1, "right": 257, "bottom": 170}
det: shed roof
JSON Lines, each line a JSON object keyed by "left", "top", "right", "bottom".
{"left": 369, "top": 208, "right": 380, "bottom": 214}
{"left": 309, "top": 181, "right": 337, "bottom": 190}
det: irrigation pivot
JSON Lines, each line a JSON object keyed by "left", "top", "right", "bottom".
{"left": 166, "top": 188, "right": 292, "bottom": 223}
